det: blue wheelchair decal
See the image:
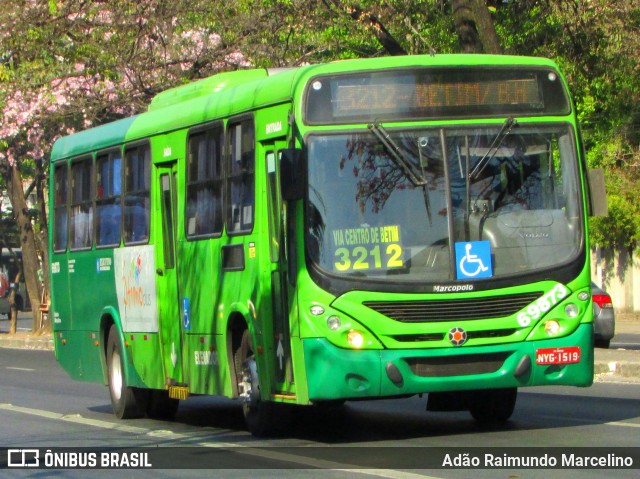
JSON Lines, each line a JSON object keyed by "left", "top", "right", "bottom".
{"left": 455, "top": 241, "right": 493, "bottom": 280}
{"left": 183, "top": 297, "right": 191, "bottom": 331}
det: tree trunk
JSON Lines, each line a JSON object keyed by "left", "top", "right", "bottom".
{"left": 36, "top": 159, "right": 50, "bottom": 312}
{"left": 472, "top": 1, "right": 502, "bottom": 54}
{"left": 452, "top": 0, "right": 503, "bottom": 54}
{"left": 6, "top": 162, "right": 44, "bottom": 333}
{"left": 8, "top": 270, "right": 20, "bottom": 335}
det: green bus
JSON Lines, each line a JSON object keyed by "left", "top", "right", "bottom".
{"left": 50, "top": 54, "right": 603, "bottom": 435}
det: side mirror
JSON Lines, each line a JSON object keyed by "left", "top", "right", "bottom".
{"left": 587, "top": 168, "right": 608, "bottom": 217}
{"left": 280, "top": 148, "right": 305, "bottom": 201}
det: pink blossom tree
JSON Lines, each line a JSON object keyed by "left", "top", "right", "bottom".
{"left": 0, "top": 0, "right": 252, "bottom": 332}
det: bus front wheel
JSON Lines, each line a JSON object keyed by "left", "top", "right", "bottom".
{"left": 106, "top": 325, "right": 148, "bottom": 419}
{"left": 235, "top": 329, "right": 275, "bottom": 436}
{"left": 468, "top": 387, "right": 517, "bottom": 425}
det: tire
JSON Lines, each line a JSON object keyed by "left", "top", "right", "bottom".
{"left": 594, "top": 339, "right": 610, "bottom": 349}
{"left": 468, "top": 387, "right": 517, "bottom": 425}
{"left": 106, "top": 325, "right": 148, "bottom": 419}
{"left": 235, "top": 329, "right": 276, "bottom": 436}
{"left": 147, "top": 389, "right": 179, "bottom": 420}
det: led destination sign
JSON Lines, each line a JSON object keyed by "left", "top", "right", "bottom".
{"left": 335, "top": 78, "right": 540, "bottom": 112}
{"left": 305, "top": 67, "right": 570, "bottom": 124}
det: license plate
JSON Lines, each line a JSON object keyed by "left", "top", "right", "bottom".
{"left": 535, "top": 346, "right": 581, "bottom": 365}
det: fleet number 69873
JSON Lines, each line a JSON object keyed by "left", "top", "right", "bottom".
{"left": 517, "top": 284, "right": 568, "bottom": 327}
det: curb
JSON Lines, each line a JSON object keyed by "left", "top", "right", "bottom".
{"left": 593, "top": 357, "right": 640, "bottom": 381}
{"left": 593, "top": 346, "right": 640, "bottom": 381}
{"left": 0, "top": 334, "right": 54, "bottom": 351}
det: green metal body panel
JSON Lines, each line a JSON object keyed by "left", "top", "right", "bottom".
{"left": 123, "top": 332, "right": 164, "bottom": 389}
{"left": 303, "top": 323, "right": 594, "bottom": 400}
{"left": 50, "top": 54, "right": 594, "bottom": 410}
{"left": 183, "top": 333, "right": 231, "bottom": 396}
{"left": 53, "top": 330, "right": 105, "bottom": 383}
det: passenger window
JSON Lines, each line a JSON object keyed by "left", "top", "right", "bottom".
{"left": 53, "top": 163, "right": 69, "bottom": 252}
{"left": 227, "top": 119, "right": 255, "bottom": 234}
{"left": 69, "top": 158, "right": 93, "bottom": 250}
{"left": 186, "top": 124, "right": 224, "bottom": 238}
{"left": 124, "top": 144, "right": 151, "bottom": 244}
{"left": 96, "top": 151, "right": 122, "bottom": 247}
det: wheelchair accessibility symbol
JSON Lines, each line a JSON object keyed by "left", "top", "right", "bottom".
{"left": 455, "top": 241, "right": 493, "bottom": 280}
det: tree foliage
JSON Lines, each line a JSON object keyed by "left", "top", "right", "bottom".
{"left": 1, "top": 0, "right": 640, "bottom": 330}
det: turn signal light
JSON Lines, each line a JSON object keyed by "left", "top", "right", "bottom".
{"left": 544, "top": 320, "right": 560, "bottom": 336}
{"left": 347, "top": 330, "right": 364, "bottom": 348}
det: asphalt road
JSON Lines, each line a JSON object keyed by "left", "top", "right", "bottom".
{"left": 1, "top": 347, "right": 640, "bottom": 478}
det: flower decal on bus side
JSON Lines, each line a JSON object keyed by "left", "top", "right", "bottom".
{"left": 130, "top": 255, "right": 143, "bottom": 285}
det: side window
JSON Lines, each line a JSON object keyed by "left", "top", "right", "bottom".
{"left": 96, "top": 150, "right": 122, "bottom": 247}
{"left": 53, "top": 163, "right": 68, "bottom": 252}
{"left": 124, "top": 144, "right": 151, "bottom": 244}
{"left": 69, "top": 158, "right": 94, "bottom": 250}
{"left": 227, "top": 119, "right": 255, "bottom": 234}
{"left": 186, "top": 124, "right": 224, "bottom": 238}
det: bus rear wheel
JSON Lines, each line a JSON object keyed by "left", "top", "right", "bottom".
{"left": 106, "top": 325, "right": 148, "bottom": 419}
{"left": 235, "top": 329, "right": 275, "bottom": 436}
{"left": 468, "top": 387, "right": 517, "bottom": 425}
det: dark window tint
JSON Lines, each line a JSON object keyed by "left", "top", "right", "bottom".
{"left": 69, "top": 158, "right": 93, "bottom": 250}
{"left": 227, "top": 119, "right": 255, "bottom": 234}
{"left": 53, "top": 164, "right": 68, "bottom": 252}
{"left": 124, "top": 144, "right": 151, "bottom": 244}
{"left": 160, "top": 173, "right": 176, "bottom": 269}
{"left": 96, "top": 151, "right": 122, "bottom": 246}
{"left": 186, "top": 125, "right": 224, "bottom": 238}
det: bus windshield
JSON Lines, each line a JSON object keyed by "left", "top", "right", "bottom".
{"left": 306, "top": 123, "right": 582, "bottom": 284}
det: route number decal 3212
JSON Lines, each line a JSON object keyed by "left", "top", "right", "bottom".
{"left": 517, "top": 284, "right": 568, "bottom": 327}
{"left": 331, "top": 225, "right": 404, "bottom": 272}
{"left": 334, "top": 243, "right": 404, "bottom": 271}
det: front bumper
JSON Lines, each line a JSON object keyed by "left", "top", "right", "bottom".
{"left": 303, "top": 323, "right": 594, "bottom": 400}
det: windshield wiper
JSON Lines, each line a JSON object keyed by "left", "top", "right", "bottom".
{"left": 368, "top": 122, "right": 426, "bottom": 186}
{"left": 469, "top": 117, "right": 517, "bottom": 180}
{"left": 368, "top": 122, "right": 432, "bottom": 224}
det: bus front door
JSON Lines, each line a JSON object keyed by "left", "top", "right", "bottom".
{"left": 155, "top": 161, "right": 186, "bottom": 395}
{"left": 266, "top": 147, "right": 295, "bottom": 394}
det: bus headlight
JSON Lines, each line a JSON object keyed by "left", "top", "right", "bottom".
{"left": 564, "top": 303, "right": 579, "bottom": 318}
{"left": 327, "top": 315, "right": 341, "bottom": 331}
{"left": 347, "top": 330, "right": 365, "bottom": 348}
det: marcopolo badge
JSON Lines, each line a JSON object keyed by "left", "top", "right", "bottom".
{"left": 448, "top": 327, "right": 468, "bottom": 346}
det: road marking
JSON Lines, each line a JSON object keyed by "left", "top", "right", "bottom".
{"left": 605, "top": 420, "right": 640, "bottom": 428}
{"left": 5, "top": 367, "right": 35, "bottom": 371}
{"left": 0, "top": 403, "right": 440, "bottom": 478}
{"left": 0, "top": 404, "right": 148, "bottom": 434}
{"left": 537, "top": 414, "right": 640, "bottom": 428}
